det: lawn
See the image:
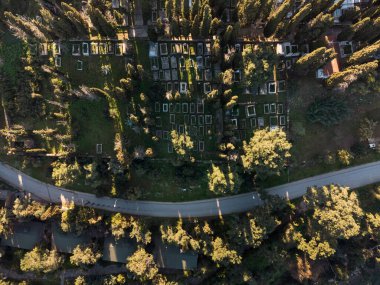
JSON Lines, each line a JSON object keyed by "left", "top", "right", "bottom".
{"left": 69, "top": 98, "right": 115, "bottom": 156}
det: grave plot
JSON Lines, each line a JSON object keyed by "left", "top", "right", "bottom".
{"left": 152, "top": 100, "right": 218, "bottom": 158}
{"left": 148, "top": 40, "right": 215, "bottom": 97}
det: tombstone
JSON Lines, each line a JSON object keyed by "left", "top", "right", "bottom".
{"left": 151, "top": 57, "right": 159, "bottom": 70}
{"left": 205, "top": 42, "right": 211, "bottom": 55}
{"left": 278, "top": 80, "right": 286, "bottom": 92}
{"left": 198, "top": 126, "right": 204, "bottom": 137}
{"left": 179, "top": 125, "right": 185, "bottom": 134}
{"left": 169, "top": 103, "right": 174, "bottom": 113}
{"left": 171, "top": 43, "right": 177, "bottom": 54}
{"left": 240, "top": 119, "right": 247, "bottom": 129}
{"left": 205, "top": 115, "right": 212, "bottom": 124}
{"left": 270, "top": 103, "right": 276, "bottom": 114}
{"left": 153, "top": 71, "right": 159, "bottom": 81}
{"left": 190, "top": 103, "right": 195, "bottom": 114}
{"left": 277, "top": 104, "right": 284, "bottom": 114}
{"left": 258, "top": 117, "right": 264, "bottom": 128}
{"left": 197, "top": 42, "right": 204, "bottom": 55}
{"left": 204, "top": 70, "right": 212, "bottom": 81}
{"left": 196, "top": 56, "right": 203, "bottom": 68}
{"left": 175, "top": 103, "right": 181, "bottom": 113}
{"left": 196, "top": 69, "right": 203, "bottom": 81}
{"left": 96, "top": 144, "right": 103, "bottom": 154}
{"left": 197, "top": 101, "right": 204, "bottom": 113}
{"left": 82, "top": 42, "right": 89, "bottom": 56}
{"left": 203, "top": 82, "right": 211, "bottom": 93}
{"left": 184, "top": 114, "right": 189, "bottom": 124}
{"left": 234, "top": 70, "right": 241, "bottom": 82}
{"left": 204, "top": 56, "right": 211, "bottom": 68}
{"left": 156, "top": 130, "right": 163, "bottom": 138}
{"left": 171, "top": 69, "right": 178, "bottom": 80}
{"left": 251, "top": 118, "right": 256, "bottom": 128}
{"left": 268, "top": 82, "right": 276, "bottom": 94}
{"left": 183, "top": 43, "right": 189, "bottom": 54}
{"left": 53, "top": 42, "right": 61, "bottom": 55}
{"left": 115, "top": 43, "right": 124, "bottom": 55}
{"left": 206, "top": 125, "right": 212, "bottom": 135}
{"left": 231, "top": 118, "right": 238, "bottom": 129}
{"left": 162, "top": 103, "right": 169, "bottom": 112}
{"left": 264, "top": 104, "right": 270, "bottom": 114}
{"left": 280, "top": 116, "right": 286, "bottom": 126}
{"left": 155, "top": 102, "right": 160, "bottom": 112}
{"left": 170, "top": 56, "right": 177, "bottom": 68}
{"left": 168, "top": 143, "right": 173, "bottom": 153}
{"left": 198, "top": 115, "right": 204, "bottom": 125}
{"left": 163, "top": 131, "right": 169, "bottom": 140}
{"left": 167, "top": 82, "right": 172, "bottom": 92}
{"left": 180, "top": 82, "right": 187, "bottom": 94}
{"left": 199, "top": 141, "right": 205, "bottom": 152}
{"left": 99, "top": 42, "right": 107, "bottom": 54}
{"left": 91, "top": 42, "right": 99, "bottom": 55}
{"left": 107, "top": 42, "right": 114, "bottom": 54}
{"left": 76, "top": 60, "right": 83, "bottom": 71}
{"left": 159, "top": 70, "right": 164, "bottom": 80}
{"left": 39, "top": 43, "right": 48, "bottom": 56}
{"left": 156, "top": 116, "right": 162, "bottom": 127}
{"left": 55, "top": 57, "right": 62, "bottom": 67}
{"left": 164, "top": 70, "right": 171, "bottom": 81}
{"left": 191, "top": 115, "right": 197, "bottom": 125}
{"left": 161, "top": 56, "right": 169, "bottom": 69}
{"left": 246, "top": 105, "right": 256, "bottom": 117}
{"left": 159, "top": 43, "right": 168, "bottom": 55}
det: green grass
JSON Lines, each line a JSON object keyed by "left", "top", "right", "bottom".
{"left": 0, "top": 32, "right": 23, "bottom": 84}
{"left": 354, "top": 183, "right": 380, "bottom": 213}
{"left": 69, "top": 98, "right": 115, "bottom": 155}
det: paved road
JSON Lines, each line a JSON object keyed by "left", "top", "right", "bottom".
{"left": 1, "top": 161, "right": 380, "bottom": 218}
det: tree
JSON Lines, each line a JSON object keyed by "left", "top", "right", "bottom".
{"left": 207, "top": 164, "right": 239, "bottom": 194}
{"left": 264, "top": 0, "right": 295, "bottom": 37}
{"left": 127, "top": 247, "right": 158, "bottom": 281}
{"left": 337, "top": 149, "right": 353, "bottom": 166}
{"left": 303, "top": 12, "right": 334, "bottom": 42}
{"left": 190, "top": 14, "right": 200, "bottom": 38}
{"left": 110, "top": 213, "right": 128, "bottom": 239}
{"left": 0, "top": 207, "right": 11, "bottom": 236}
{"left": 128, "top": 217, "right": 152, "bottom": 245}
{"left": 51, "top": 160, "right": 81, "bottom": 187}
{"left": 242, "top": 44, "right": 278, "bottom": 86}
{"left": 223, "top": 25, "right": 235, "bottom": 44}
{"left": 88, "top": 7, "right": 116, "bottom": 36}
{"left": 359, "top": 117, "right": 378, "bottom": 141}
{"left": 20, "top": 247, "right": 63, "bottom": 273}
{"left": 307, "top": 97, "right": 348, "bottom": 126}
{"left": 304, "top": 185, "right": 364, "bottom": 240}
{"left": 237, "top": 0, "right": 261, "bottom": 26}
{"left": 241, "top": 128, "right": 292, "bottom": 176}
{"left": 287, "top": 3, "right": 313, "bottom": 34}
{"left": 326, "top": 60, "right": 379, "bottom": 90}
{"left": 160, "top": 220, "right": 200, "bottom": 251}
{"left": 199, "top": 4, "right": 212, "bottom": 38}
{"left": 295, "top": 47, "right": 336, "bottom": 74}
{"left": 74, "top": 276, "right": 87, "bottom": 285}
{"left": 338, "top": 17, "right": 371, "bottom": 41}
{"left": 171, "top": 130, "right": 194, "bottom": 158}
{"left": 347, "top": 40, "right": 380, "bottom": 65}
{"left": 61, "top": 2, "right": 89, "bottom": 36}
{"left": 211, "top": 237, "right": 242, "bottom": 266}
{"left": 70, "top": 245, "right": 102, "bottom": 267}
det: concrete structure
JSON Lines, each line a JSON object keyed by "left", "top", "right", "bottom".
{"left": 1, "top": 222, "right": 44, "bottom": 250}
{"left": 102, "top": 236, "right": 136, "bottom": 263}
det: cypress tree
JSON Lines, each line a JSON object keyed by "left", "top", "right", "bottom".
{"left": 191, "top": 14, "right": 200, "bottom": 38}
{"left": 338, "top": 17, "right": 371, "bottom": 41}
{"left": 288, "top": 3, "right": 312, "bottom": 34}
{"left": 237, "top": 0, "right": 262, "bottom": 27}
{"left": 88, "top": 7, "right": 116, "bottom": 37}
{"left": 347, "top": 40, "right": 380, "bottom": 65}
{"left": 295, "top": 47, "right": 336, "bottom": 74}
{"left": 200, "top": 4, "right": 212, "bottom": 38}
{"left": 61, "top": 2, "right": 89, "bottom": 36}
{"left": 264, "top": 0, "right": 295, "bottom": 37}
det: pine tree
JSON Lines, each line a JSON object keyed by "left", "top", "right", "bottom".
{"left": 165, "top": 0, "right": 173, "bottom": 21}
{"left": 4, "top": 12, "right": 47, "bottom": 41}
{"left": 261, "top": 0, "right": 276, "bottom": 21}
{"left": 88, "top": 7, "right": 116, "bottom": 37}
{"left": 191, "top": 0, "right": 201, "bottom": 21}
{"left": 182, "top": 0, "right": 190, "bottom": 19}
{"left": 264, "top": 0, "right": 295, "bottom": 37}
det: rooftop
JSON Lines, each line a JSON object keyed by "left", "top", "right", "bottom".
{"left": 1, "top": 222, "right": 44, "bottom": 250}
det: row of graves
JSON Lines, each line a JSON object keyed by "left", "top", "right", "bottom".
{"left": 31, "top": 41, "right": 132, "bottom": 69}
{"left": 226, "top": 101, "right": 287, "bottom": 141}
{"left": 153, "top": 100, "right": 215, "bottom": 154}
{"left": 148, "top": 40, "right": 217, "bottom": 95}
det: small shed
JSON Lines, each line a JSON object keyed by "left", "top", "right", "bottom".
{"left": 1, "top": 222, "right": 44, "bottom": 250}
{"left": 51, "top": 224, "right": 90, "bottom": 254}
{"left": 154, "top": 238, "right": 198, "bottom": 270}
{"left": 102, "top": 236, "right": 137, "bottom": 263}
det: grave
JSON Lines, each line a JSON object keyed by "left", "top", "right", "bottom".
{"left": 190, "top": 103, "right": 195, "bottom": 114}
{"left": 171, "top": 69, "right": 178, "bottom": 80}
{"left": 55, "top": 57, "right": 62, "bottom": 67}
{"left": 184, "top": 114, "right": 189, "bottom": 124}
{"left": 82, "top": 42, "right": 89, "bottom": 56}
{"left": 277, "top": 104, "right": 284, "bottom": 114}
{"left": 76, "top": 60, "right": 83, "bottom": 71}
{"left": 204, "top": 82, "right": 211, "bottom": 93}
{"left": 91, "top": 43, "right": 99, "bottom": 54}
{"left": 170, "top": 114, "right": 175, "bottom": 124}
{"left": 246, "top": 105, "right": 256, "bottom": 117}
{"left": 96, "top": 144, "right": 103, "bottom": 154}
{"left": 197, "top": 42, "right": 204, "bottom": 55}
{"left": 250, "top": 118, "right": 256, "bottom": 128}
{"left": 72, "top": 44, "right": 81, "bottom": 56}
{"left": 182, "top": 103, "right": 189, "bottom": 113}
{"left": 205, "top": 115, "right": 212, "bottom": 124}
{"left": 280, "top": 116, "right": 286, "bottom": 126}
{"left": 169, "top": 103, "right": 174, "bottom": 113}
{"left": 161, "top": 57, "right": 170, "bottom": 69}
{"left": 264, "top": 104, "right": 270, "bottom": 114}
{"left": 191, "top": 115, "right": 197, "bottom": 125}
{"left": 258, "top": 117, "right": 264, "bottom": 128}
{"left": 162, "top": 103, "right": 168, "bottom": 112}
{"left": 270, "top": 103, "right": 276, "bottom": 114}
{"left": 115, "top": 43, "right": 124, "bottom": 55}
{"left": 197, "top": 101, "right": 204, "bottom": 113}
{"left": 204, "top": 70, "right": 212, "bottom": 81}
{"left": 198, "top": 115, "right": 204, "bottom": 125}
{"left": 170, "top": 56, "right": 177, "bottom": 68}
{"left": 175, "top": 103, "right": 181, "bottom": 113}
{"left": 160, "top": 43, "right": 168, "bottom": 55}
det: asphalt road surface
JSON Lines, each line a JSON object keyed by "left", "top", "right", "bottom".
{"left": 1, "top": 161, "right": 380, "bottom": 218}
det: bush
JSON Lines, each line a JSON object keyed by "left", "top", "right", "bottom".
{"left": 307, "top": 97, "right": 348, "bottom": 126}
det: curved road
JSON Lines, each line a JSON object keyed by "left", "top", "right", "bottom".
{"left": 0, "top": 161, "right": 380, "bottom": 218}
